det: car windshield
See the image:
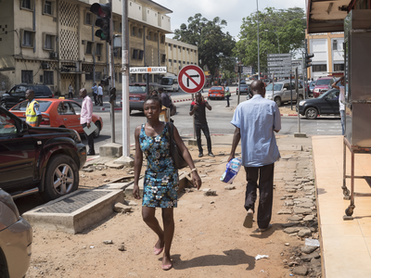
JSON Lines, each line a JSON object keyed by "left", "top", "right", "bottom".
{"left": 161, "top": 78, "right": 173, "bottom": 85}
{"left": 11, "top": 100, "right": 52, "bottom": 112}
{"left": 210, "top": 86, "right": 222, "bottom": 90}
{"left": 129, "top": 85, "right": 146, "bottom": 94}
{"left": 316, "top": 79, "right": 332, "bottom": 85}
{"left": 266, "top": 83, "right": 283, "bottom": 91}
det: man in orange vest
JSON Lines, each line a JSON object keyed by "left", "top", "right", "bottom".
{"left": 25, "top": 89, "right": 42, "bottom": 127}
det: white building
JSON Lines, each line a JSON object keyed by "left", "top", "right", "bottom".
{"left": 306, "top": 32, "right": 345, "bottom": 80}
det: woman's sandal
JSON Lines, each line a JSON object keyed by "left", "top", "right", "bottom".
{"left": 154, "top": 246, "right": 163, "bottom": 255}
{"left": 161, "top": 262, "right": 173, "bottom": 271}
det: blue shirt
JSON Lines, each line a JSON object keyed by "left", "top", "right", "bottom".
{"left": 231, "top": 94, "right": 281, "bottom": 167}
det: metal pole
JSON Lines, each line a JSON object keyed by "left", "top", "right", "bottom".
{"left": 237, "top": 67, "right": 241, "bottom": 105}
{"left": 121, "top": 0, "right": 130, "bottom": 157}
{"left": 256, "top": 0, "right": 260, "bottom": 80}
{"left": 296, "top": 68, "right": 301, "bottom": 133}
{"left": 109, "top": 0, "right": 115, "bottom": 143}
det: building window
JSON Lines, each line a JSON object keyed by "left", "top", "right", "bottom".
{"left": 21, "top": 70, "right": 33, "bottom": 84}
{"left": 131, "top": 26, "right": 136, "bottom": 37}
{"left": 138, "top": 28, "right": 142, "bottom": 38}
{"left": 43, "top": 34, "right": 55, "bottom": 50}
{"left": 22, "top": 30, "right": 35, "bottom": 47}
{"left": 334, "top": 63, "right": 344, "bottom": 71}
{"left": 139, "top": 50, "right": 144, "bottom": 60}
{"left": 312, "top": 64, "right": 327, "bottom": 72}
{"left": 21, "top": 0, "right": 32, "bottom": 10}
{"left": 132, "top": 49, "right": 138, "bottom": 59}
{"left": 332, "top": 40, "right": 338, "bottom": 51}
{"left": 161, "top": 54, "right": 166, "bottom": 63}
{"left": 86, "top": 41, "right": 93, "bottom": 55}
{"left": 95, "top": 43, "right": 102, "bottom": 56}
{"left": 44, "top": 71, "right": 54, "bottom": 85}
{"left": 43, "top": 1, "right": 53, "bottom": 16}
{"left": 85, "top": 12, "right": 92, "bottom": 25}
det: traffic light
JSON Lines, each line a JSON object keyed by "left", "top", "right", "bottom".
{"left": 305, "top": 53, "right": 314, "bottom": 68}
{"left": 90, "top": 3, "right": 111, "bottom": 42}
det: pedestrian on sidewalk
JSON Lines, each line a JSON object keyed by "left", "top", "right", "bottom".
{"left": 189, "top": 92, "right": 214, "bottom": 157}
{"left": 68, "top": 84, "right": 74, "bottom": 99}
{"left": 228, "top": 80, "right": 281, "bottom": 232}
{"left": 79, "top": 88, "right": 95, "bottom": 155}
{"left": 132, "top": 94, "right": 201, "bottom": 271}
{"left": 97, "top": 82, "right": 103, "bottom": 106}
{"left": 225, "top": 86, "right": 231, "bottom": 107}
{"left": 91, "top": 83, "right": 98, "bottom": 105}
{"left": 332, "top": 76, "right": 346, "bottom": 135}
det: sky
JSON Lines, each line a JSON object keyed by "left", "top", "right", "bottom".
{"left": 156, "top": 0, "right": 306, "bottom": 39}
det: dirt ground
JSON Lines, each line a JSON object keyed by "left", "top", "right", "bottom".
{"left": 25, "top": 135, "right": 316, "bottom": 278}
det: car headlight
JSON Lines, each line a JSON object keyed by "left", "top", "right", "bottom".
{"left": 299, "top": 100, "right": 306, "bottom": 106}
{"left": 314, "top": 88, "right": 320, "bottom": 92}
{"left": 72, "top": 129, "right": 82, "bottom": 143}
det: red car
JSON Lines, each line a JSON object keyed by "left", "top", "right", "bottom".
{"left": 9, "top": 98, "right": 103, "bottom": 137}
{"left": 312, "top": 77, "right": 335, "bottom": 98}
{"left": 208, "top": 86, "right": 225, "bottom": 100}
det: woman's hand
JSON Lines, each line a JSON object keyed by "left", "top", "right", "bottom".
{"left": 191, "top": 171, "right": 202, "bottom": 190}
{"left": 132, "top": 184, "right": 141, "bottom": 199}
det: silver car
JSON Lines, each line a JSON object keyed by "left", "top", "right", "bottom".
{"left": 264, "top": 81, "right": 304, "bottom": 106}
{"left": 0, "top": 189, "right": 32, "bottom": 278}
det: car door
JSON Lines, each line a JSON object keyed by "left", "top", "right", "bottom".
{"left": 59, "top": 102, "right": 82, "bottom": 133}
{"left": 0, "top": 109, "right": 36, "bottom": 192}
{"left": 320, "top": 90, "right": 340, "bottom": 114}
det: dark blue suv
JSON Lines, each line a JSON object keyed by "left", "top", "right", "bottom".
{"left": 0, "top": 84, "right": 54, "bottom": 109}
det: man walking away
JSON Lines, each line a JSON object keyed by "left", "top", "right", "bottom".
{"left": 92, "top": 83, "right": 98, "bottom": 106}
{"left": 189, "top": 92, "right": 214, "bottom": 157}
{"left": 79, "top": 88, "right": 95, "bottom": 155}
{"left": 97, "top": 83, "right": 103, "bottom": 106}
{"left": 25, "top": 89, "right": 42, "bottom": 127}
{"left": 228, "top": 80, "right": 281, "bottom": 232}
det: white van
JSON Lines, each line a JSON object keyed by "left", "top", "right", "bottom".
{"left": 160, "top": 76, "right": 179, "bottom": 92}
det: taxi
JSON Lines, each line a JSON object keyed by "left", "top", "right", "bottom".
{"left": 9, "top": 98, "right": 103, "bottom": 137}
{"left": 207, "top": 86, "right": 225, "bottom": 100}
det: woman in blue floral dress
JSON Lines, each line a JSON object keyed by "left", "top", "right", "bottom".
{"left": 133, "top": 94, "right": 201, "bottom": 271}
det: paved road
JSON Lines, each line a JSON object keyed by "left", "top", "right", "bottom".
{"left": 91, "top": 95, "right": 341, "bottom": 153}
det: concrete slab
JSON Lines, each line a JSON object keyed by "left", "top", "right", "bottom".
{"left": 22, "top": 189, "right": 124, "bottom": 234}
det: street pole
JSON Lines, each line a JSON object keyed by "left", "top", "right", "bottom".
{"left": 256, "top": 0, "right": 260, "bottom": 80}
{"left": 121, "top": 0, "right": 130, "bottom": 157}
{"left": 108, "top": 0, "right": 115, "bottom": 143}
{"left": 294, "top": 67, "right": 306, "bottom": 137}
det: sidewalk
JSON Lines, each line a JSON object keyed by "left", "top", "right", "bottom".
{"left": 312, "top": 136, "right": 371, "bottom": 277}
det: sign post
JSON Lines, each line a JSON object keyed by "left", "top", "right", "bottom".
{"left": 178, "top": 65, "right": 206, "bottom": 139}
{"left": 178, "top": 65, "right": 206, "bottom": 94}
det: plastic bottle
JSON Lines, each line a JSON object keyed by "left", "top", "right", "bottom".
{"left": 220, "top": 157, "right": 242, "bottom": 184}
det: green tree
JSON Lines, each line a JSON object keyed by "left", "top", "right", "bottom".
{"left": 174, "top": 13, "right": 236, "bottom": 80}
{"left": 234, "top": 7, "right": 306, "bottom": 75}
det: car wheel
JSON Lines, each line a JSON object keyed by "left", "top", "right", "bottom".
{"left": 93, "top": 121, "right": 101, "bottom": 138}
{"left": 274, "top": 97, "right": 282, "bottom": 106}
{"left": 305, "top": 107, "right": 318, "bottom": 119}
{"left": 41, "top": 154, "right": 79, "bottom": 201}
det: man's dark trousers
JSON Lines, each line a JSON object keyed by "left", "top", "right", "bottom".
{"left": 195, "top": 123, "right": 212, "bottom": 154}
{"left": 244, "top": 163, "right": 275, "bottom": 229}
{"left": 82, "top": 123, "right": 95, "bottom": 155}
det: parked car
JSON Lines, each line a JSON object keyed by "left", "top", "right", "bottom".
{"left": 160, "top": 76, "right": 179, "bottom": 92}
{"left": 0, "top": 84, "right": 54, "bottom": 109}
{"left": 0, "top": 106, "right": 86, "bottom": 200}
{"left": 309, "top": 81, "right": 316, "bottom": 97}
{"left": 9, "top": 98, "right": 103, "bottom": 138}
{"left": 127, "top": 83, "right": 160, "bottom": 113}
{"left": 208, "top": 86, "right": 225, "bottom": 100}
{"left": 312, "top": 77, "right": 335, "bottom": 98}
{"left": 298, "top": 88, "right": 340, "bottom": 119}
{"left": 264, "top": 81, "right": 304, "bottom": 106}
{"left": 236, "top": 82, "right": 250, "bottom": 95}
{"left": 0, "top": 188, "right": 32, "bottom": 278}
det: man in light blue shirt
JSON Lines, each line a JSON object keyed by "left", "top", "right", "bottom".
{"left": 228, "top": 80, "right": 281, "bottom": 232}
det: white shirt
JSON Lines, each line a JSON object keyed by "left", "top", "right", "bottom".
{"left": 97, "top": 86, "right": 103, "bottom": 96}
